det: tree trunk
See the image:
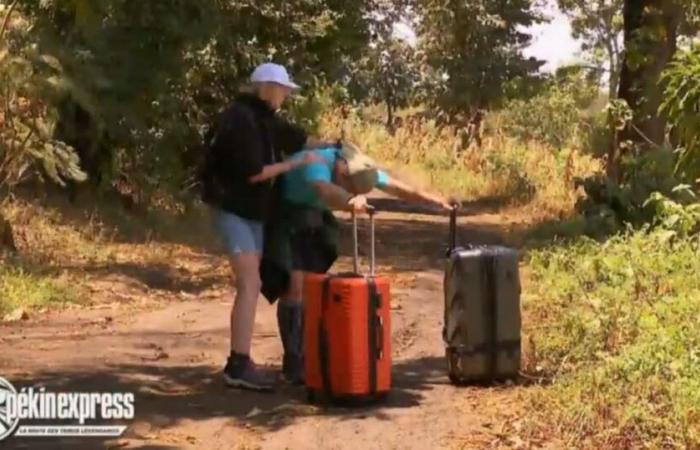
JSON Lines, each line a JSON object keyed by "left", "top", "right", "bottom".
{"left": 610, "top": 0, "right": 682, "bottom": 182}
{"left": 0, "top": 213, "right": 16, "bottom": 254}
{"left": 617, "top": 0, "right": 681, "bottom": 148}
{"left": 467, "top": 109, "right": 484, "bottom": 149}
{"left": 607, "top": 41, "right": 621, "bottom": 100}
{"left": 609, "top": 67, "right": 620, "bottom": 101}
{"left": 54, "top": 98, "right": 111, "bottom": 202}
{"left": 602, "top": 29, "right": 620, "bottom": 100}
{"left": 386, "top": 98, "right": 395, "bottom": 135}
{"left": 606, "top": 107, "right": 622, "bottom": 183}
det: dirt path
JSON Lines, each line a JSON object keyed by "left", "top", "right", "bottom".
{"left": 0, "top": 207, "right": 536, "bottom": 450}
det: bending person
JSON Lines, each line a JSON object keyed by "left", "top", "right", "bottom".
{"left": 262, "top": 142, "right": 454, "bottom": 384}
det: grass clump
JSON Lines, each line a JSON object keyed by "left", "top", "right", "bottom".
{"left": 0, "top": 265, "right": 79, "bottom": 316}
{"left": 522, "top": 194, "right": 700, "bottom": 448}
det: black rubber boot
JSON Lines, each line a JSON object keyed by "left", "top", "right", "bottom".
{"left": 277, "top": 302, "right": 305, "bottom": 385}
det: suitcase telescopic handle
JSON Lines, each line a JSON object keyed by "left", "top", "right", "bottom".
{"left": 351, "top": 207, "right": 376, "bottom": 276}
{"left": 449, "top": 206, "right": 457, "bottom": 252}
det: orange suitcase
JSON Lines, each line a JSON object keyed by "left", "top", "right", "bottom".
{"left": 304, "top": 211, "right": 391, "bottom": 404}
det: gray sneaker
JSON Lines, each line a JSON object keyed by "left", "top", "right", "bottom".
{"left": 223, "top": 355, "right": 275, "bottom": 392}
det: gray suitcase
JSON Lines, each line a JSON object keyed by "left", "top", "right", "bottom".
{"left": 443, "top": 209, "right": 522, "bottom": 384}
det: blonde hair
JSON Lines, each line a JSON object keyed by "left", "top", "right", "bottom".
{"left": 239, "top": 82, "right": 258, "bottom": 94}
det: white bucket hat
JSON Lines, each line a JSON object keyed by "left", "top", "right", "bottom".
{"left": 250, "top": 63, "right": 300, "bottom": 90}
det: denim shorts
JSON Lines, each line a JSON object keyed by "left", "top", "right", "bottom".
{"left": 212, "top": 208, "right": 264, "bottom": 255}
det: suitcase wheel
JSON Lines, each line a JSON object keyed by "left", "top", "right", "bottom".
{"left": 306, "top": 389, "right": 316, "bottom": 404}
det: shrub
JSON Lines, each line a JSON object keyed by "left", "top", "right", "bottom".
{"left": 496, "top": 71, "right": 599, "bottom": 151}
{"left": 0, "top": 7, "right": 86, "bottom": 192}
{"left": 661, "top": 47, "right": 700, "bottom": 182}
{"left": 523, "top": 193, "right": 700, "bottom": 448}
{"left": 573, "top": 150, "right": 689, "bottom": 237}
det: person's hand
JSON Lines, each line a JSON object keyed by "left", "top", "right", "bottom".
{"left": 434, "top": 196, "right": 458, "bottom": 211}
{"left": 446, "top": 196, "right": 461, "bottom": 211}
{"left": 348, "top": 195, "right": 370, "bottom": 213}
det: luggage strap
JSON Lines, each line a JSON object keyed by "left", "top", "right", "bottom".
{"left": 367, "top": 278, "right": 382, "bottom": 395}
{"left": 447, "top": 340, "right": 521, "bottom": 357}
{"left": 319, "top": 277, "right": 335, "bottom": 398}
{"left": 484, "top": 254, "right": 498, "bottom": 379}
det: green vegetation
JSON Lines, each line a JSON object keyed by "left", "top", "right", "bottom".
{"left": 497, "top": 68, "right": 601, "bottom": 151}
{"left": 0, "top": 265, "right": 78, "bottom": 316}
{"left": 523, "top": 194, "right": 700, "bottom": 448}
{"left": 3, "top": 0, "right": 700, "bottom": 447}
{"left": 661, "top": 46, "right": 700, "bottom": 181}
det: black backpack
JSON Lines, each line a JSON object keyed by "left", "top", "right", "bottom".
{"left": 196, "top": 108, "right": 228, "bottom": 194}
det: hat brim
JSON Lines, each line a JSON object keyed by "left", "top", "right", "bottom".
{"left": 281, "top": 81, "right": 301, "bottom": 90}
{"left": 249, "top": 78, "right": 301, "bottom": 90}
{"left": 270, "top": 80, "right": 301, "bottom": 90}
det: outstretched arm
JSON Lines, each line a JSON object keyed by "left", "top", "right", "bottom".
{"left": 247, "top": 160, "right": 298, "bottom": 184}
{"left": 312, "top": 181, "right": 369, "bottom": 213}
{"left": 380, "top": 174, "right": 454, "bottom": 210}
{"left": 248, "top": 153, "right": 322, "bottom": 184}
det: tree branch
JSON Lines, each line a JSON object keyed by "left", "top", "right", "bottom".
{"left": 0, "top": 0, "right": 20, "bottom": 41}
{"left": 575, "top": 63, "right": 612, "bottom": 74}
{"left": 631, "top": 123, "right": 663, "bottom": 151}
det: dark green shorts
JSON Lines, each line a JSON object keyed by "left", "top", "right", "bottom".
{"left": 289, "top": 228, "right": 332, "bottom": 274}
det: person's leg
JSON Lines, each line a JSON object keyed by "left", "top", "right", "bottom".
{"left": 278, "top": 270, "right": 305, "bottom": 384}
{"left": 278, "top": 223, "right": 330, "bottom": 385}
{"left": 228, "top": 252, "right": 262, "bottom": 354}
{"left": 214, "top": 210, "right": 274, "bottom": 391}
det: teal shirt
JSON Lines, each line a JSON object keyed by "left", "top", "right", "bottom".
{"left": 282, "top": 147, "right": 389, "bottom": 210}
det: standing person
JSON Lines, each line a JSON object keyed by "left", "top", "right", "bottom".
{"left": 200, "top": 63, "right": 334, "bottom": 392}
{"left": 261, "top": 142, "right": 456, "bottom": 384}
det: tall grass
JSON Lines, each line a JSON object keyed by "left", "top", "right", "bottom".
{"left": 320, "top": 109, "right": 600, "bottom": 221}
{"left": 0, "top": 199, "right": 98, "bottom": 315}
{"left": 523, "top": 219, "right": 700, "bottom": 448}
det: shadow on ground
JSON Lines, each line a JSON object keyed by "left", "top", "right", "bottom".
{"left": 9, "top": 191, "right": 517, "bottom": 293}
{"left": 14, "top": 186, "right": 516, "bottom": 251}
{"left": 338, "top": 215, "right": 513, "bottom": 274}
{"left": 3, "top": 357, "right": 449, "bottom": 449}
{"left": 54, "top": 261, "right": 225, "bottom": 296}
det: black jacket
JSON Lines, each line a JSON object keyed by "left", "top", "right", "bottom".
{"left": 200, "top": 93, "right": 307, "bottom": 221}
{"left": 260, "top": 202, "right": 339, "bottom": 304}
